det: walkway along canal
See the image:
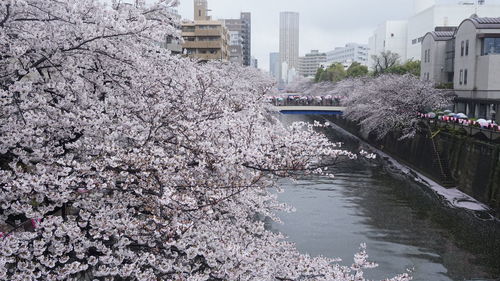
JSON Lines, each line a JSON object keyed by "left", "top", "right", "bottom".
{"left": 269, "top": 115, "right": 500, "bottom": 281}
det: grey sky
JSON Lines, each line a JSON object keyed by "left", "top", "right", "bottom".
{"left": 175, "top": 0, "right": 498, "bottom": 72}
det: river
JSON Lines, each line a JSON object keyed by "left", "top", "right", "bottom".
{"left": 270, "top": 115, "right": 500, "bottom": 281}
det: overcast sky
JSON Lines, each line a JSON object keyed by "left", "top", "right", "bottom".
{"left": 174, "top": 0, "right": 498, "bottom": 72}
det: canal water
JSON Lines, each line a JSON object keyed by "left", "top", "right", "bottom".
{"left": 270, "top": 115, "right": 500, "bottom": 281}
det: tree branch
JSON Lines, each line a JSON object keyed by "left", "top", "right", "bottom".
{"left": 0, "top": 4, "right": 10, "bottom": 27}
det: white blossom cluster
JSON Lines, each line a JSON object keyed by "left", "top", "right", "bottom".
{"left": 340, "top": 75, "right": 451, "bottom": 140}
{"left": 1, "top": 0, "right": 412, "bottom": 280}
{"left": 292, "top": 75, "right": 451, "bottom": 140}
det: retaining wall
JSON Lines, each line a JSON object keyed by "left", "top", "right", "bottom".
{"left": 329, "top": 116, "right": 500, "bottom": 213}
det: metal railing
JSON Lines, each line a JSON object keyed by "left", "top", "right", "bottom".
{"left": 427, "top": 119, "right": 500, "bottom": 141}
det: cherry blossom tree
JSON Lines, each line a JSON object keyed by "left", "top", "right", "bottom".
{"left": 342, "top": 74, "right": 452, "bottom": 139}
{"left": 0, "top": 0, "right": 413, "bottom": 280}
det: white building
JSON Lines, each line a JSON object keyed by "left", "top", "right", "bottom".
{"left": 298, "top": 50, "right": 327, "bottom": 78}
{"left": 420, "top": 30, "right": 455, "bottom": 84}
{"left": 407, "top": 0, "right": 500, "bottom": 60}
{"left": 454, "top": 17, "right": 500, "bottom": 120}
{"left": 227, "top": 30, "right": 244, "bottom": 64}
{"left": 326, "top": 43, "right": 370, "bottom": 66}
{"left": 369, "top": 0, "right": 500, "bottom": 68}
{"left": 368, "top": 20, "right": 408, "bottom": 68}
{"left": 421, "top": 17, "right": 500, "bottom": 121}
{"left": 279, "top": 11, "right": 299, "bottom": 84}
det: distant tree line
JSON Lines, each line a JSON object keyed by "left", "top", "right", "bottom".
{"left": 313, "top": 51, "right": 421, "bottom": 83}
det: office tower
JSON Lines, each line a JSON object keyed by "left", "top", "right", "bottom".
{"left": 279, "top": 11, "right": 299, "bottom": 84}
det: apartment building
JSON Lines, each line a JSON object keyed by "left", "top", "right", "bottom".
{"left": 181, "top": 21, "right": 230, "bottom": 61}
{"left": 223, "top": 13, "right": 252, "bottom": 66}
{"left": 421, "top": 17, "right": 500, "bottom": 121}
{"left": 298, "top": 50, "right": 327, "bottom": 78}
{"left": 181, "top": 0, "right": 229, "bottom": 61}
{"left": 326, "top": 43, "right": 369, "bottom": 66}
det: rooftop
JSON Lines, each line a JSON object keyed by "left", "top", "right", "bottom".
{"left": 469, "top": 17, "right": 500, "bottom": 29}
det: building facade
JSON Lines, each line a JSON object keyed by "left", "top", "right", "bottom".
{"left": 368, "top": 20, "right": 408, "bottom": 68}
{"left": 223, "top": 13, "right": 252, "bottom": 66}
{"left": 194, "top": 0, "right": 210, "bottom": 21}
{"left": 269, "top": 52, "right": 280, "bottom": 81}
{"left": 420, "top": 29, "right": 455, "bottom": 85}
{"left": 454, "top": 17, "right": 500, "bottom": 120}
{"left": 250, "top": 56, "right": 258, "bottom": 68}
{"left": 181, "top": 0, "right": 230, "bottom": 62}
{"left": 326, "top": 43, "right": 369, "bottom": 66}
{"left": 298, "top": 50, "right": 327, "bottom": 78}
{"left": 279, "top": 11, "right": 300, "bottom": 84}
{"left": 369, "top": 0, "right": 500, "bottom": 67}
{"left": 421, "top": 17, "right": 500, "bottom": 121}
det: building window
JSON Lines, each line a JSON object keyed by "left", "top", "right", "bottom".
{"left": 461, "top": 41, "right": 464, "bottom": 56}
{"left": 464, "top": 69, "right": 468, "bottom": 85}
{"left": 459, "top": 69, "right": 463, "bottom": 85}
{"left": 465, "top": 40, "right": 469, "bottom": 56}
{"left": 482, "top": 38, "right": 500, "bottom": 55}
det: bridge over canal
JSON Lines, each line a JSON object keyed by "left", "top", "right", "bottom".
{"left": 276, "top": 106, "right": 346, "bottom": 115}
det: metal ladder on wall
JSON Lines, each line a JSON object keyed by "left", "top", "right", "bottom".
{"left": 425, "top": 122, "right": 455, "bottom": 187}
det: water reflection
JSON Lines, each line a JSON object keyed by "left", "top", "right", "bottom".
{"left": 270, "top": 115, "right": 500, "bottom": 281}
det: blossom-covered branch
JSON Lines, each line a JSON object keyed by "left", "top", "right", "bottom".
{"left": 1, "top": 1, "right": 411, "bottom": 280}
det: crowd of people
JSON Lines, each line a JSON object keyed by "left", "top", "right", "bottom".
{"left": 267, "top": 95, "right": 343, "bottom": 107}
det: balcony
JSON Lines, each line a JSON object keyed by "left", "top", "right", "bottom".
{"left": 182, "top": 41, "right": 222, "bottom": 49}
{"left": 191, "top": 52, "right": 227, "bottom": 61}
{"left": 194, "top": 28, "right": 223, "bottom": 36}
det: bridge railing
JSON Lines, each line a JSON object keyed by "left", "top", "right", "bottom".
{"left": 426, "top": 119, "right": 500, "bottom": 142}
{"left": 267, "top": 96, "right": 342, "bottom": 107}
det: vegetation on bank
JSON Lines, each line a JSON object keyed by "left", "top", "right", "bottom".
{"left": 314, "top": 51, "right": 421, "bottom": 83}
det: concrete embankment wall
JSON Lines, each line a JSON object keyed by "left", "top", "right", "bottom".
{"left": 328, "top": 116, "right": 500, "bottom": 213}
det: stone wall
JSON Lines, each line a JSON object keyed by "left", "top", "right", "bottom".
{"left": 329, "top": 116, "right": 500, "bottom": 213}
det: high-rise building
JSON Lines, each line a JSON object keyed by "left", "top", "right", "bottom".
{"left": 223, "top": 13, "right": 252, "bottom": 66}
{"left": 326, "top": 43, "right": 369, "bottom": 66}
{"left": 269, "top": 52, "right": 280, "bottom": 81}
{"left": 241, "top": 13, "right": 252, "bottom": 66}
{"left": 279, "top": 11, "right": 299, "bottom": 84}
{"left": 368, "top": 0, "right": 500, "bottom": 67}
{"left": 298, "top": 50, "right": 327, "bottom": 78}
